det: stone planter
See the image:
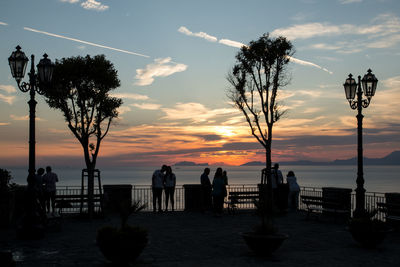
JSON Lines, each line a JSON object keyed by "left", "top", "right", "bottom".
{"left": 349, "top": 219, "right": 390, "bottom": 248}
{"left": 97, "top": 225, "right": 148, "bottom": 265}
{"left": 242, "top": 232, "right": 288, "bottom": 255}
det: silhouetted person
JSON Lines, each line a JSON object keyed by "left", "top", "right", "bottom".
{"left": 35, "top": 168, "right": 45, "bottom": 214}
{"left": 42, "top": 166, "right": 59, "bottom": 215}
{"left": 200, "top": 168, "right": 212, "bottom": 212}
{"left": 164, "top": 166, "right": 176, "bottom": 211}
{"left": 222, "top": 170, "right": 228, "bottom": 185}
{"left": 271, "top": 163, "right": 283, "bottom": 208}
{"left": 212, "top": 167, "right": 226, "bottom": 216}
{"left": 287, "top": 171, "right": 300, "bottom": 210}
{"left": 152, "top": 165, "right": 167, "bottom": 212}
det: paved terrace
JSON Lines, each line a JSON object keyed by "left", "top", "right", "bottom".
{"left": 1, "top": 211, "right": 399, "bottom": 266}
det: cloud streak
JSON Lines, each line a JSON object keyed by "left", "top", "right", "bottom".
{"left": 131, "top": 103, "right": 162, "bottom": 110}
{"left": 60, "top": 0, "right": 79, "bottom": 3}
{"left": 218, "top": 39, "right": 246, "bottom": 48}
{"left": 0, "top": 94, "right": 16, "bottom": 105}
{"left": 81, "top": 0, "right": 109, "bottom": 11}
{"left": 0, "top": 85, "right": 17, "bottom": 104}
{"left": 288, "top": 56, "right": 333, "bottom": 74}
{"left": 0, "top": 85, "right": 17, "bottom": 94}
{"left": 10, "top": 114, "right": 43, "bottom": 121}
{"left": 110, "top": 93, "right": 149, "bottom": 101}
{"left": 161, "top": 102, "right": 236, "bottom": 123}
{"left": 178, "top": 26, "right": 217, "bottom": 42}
{"left": 135, "top": 57, "right": 188, "bottom": 86}
{"left": 339, "top": 0, "right": 362, "bottom": 4}
{"left": 23, "top": 27, "right": 150, "bottom": 58}
{"left": 272, "top": 13, "right": 400, "bottom": 41}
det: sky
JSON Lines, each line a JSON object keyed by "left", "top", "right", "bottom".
{"left": 0, "top": 0, "right": 400, "bottom": 168}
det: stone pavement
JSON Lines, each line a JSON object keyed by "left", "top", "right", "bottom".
{"left": 1, "top": 211, "right": 399, "bottom": 266}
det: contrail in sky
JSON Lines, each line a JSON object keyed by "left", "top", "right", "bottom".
{"left": 23, "top": 27, "right": 150, "bottom": 58}
{"left": 287, "top": 56, "right": 333, "bottom": 74}
{"left": 178, "top": 26, "right": 333, "bottom": 74}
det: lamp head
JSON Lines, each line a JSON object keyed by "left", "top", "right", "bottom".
{"left": 361, "top": 69, "right": 378, "bottom": 99}
{"left": 37, "top": 53, "right": 54, "bottom": 84}
{"left": 8, "top": 45, "right": 29, "bottom": 83}
{"left": 343, "top": 73, "right": 357, "bottom": 101}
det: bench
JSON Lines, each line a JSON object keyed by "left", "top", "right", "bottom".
{"left": 55, "top": 194, "right": 103, "bottom": 214}
{"left": 301, "top": 195, "right": 350, "bottom": 221}
{"left": 377, "top": 202, "right": 400, "bottom": 223}
{"left": 225, "top": 191, "right": 259, "bottom": 214}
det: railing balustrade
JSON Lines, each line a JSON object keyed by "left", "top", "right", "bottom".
{"left": 55, "top": 184, "right": 387, "bottom": 220}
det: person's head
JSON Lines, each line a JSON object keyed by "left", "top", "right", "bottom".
{"left": 166, "top": 166, "right": 172, "bottom": 174}
{"left": 287, "top": 171, "right": 295, "bottom": 177}
{"left": 161, "top": 165, "right": 167, "bottom": 172}
{"left": 37, "top": 168, "right": 45, "bottom": 175}
{"left": 274, "top": 163, "right": 279, "bottom": 169}
{"left": 204, "top": 168, "right": 210, "bottom": 175}
{"left": 222, "top": 170, "right": 227, "bottom": 177}
{"left": 46, "top": 166, "right": 52, "bottom": 173}
{"left": 215, "top": 167, "right": 223, "bottom": 178}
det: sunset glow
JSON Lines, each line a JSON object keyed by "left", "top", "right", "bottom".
{"left": 1, "top": 1, "right": 399, "bottom": 168}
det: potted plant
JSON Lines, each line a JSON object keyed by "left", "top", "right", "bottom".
{"left": 96, "top": 200, "right": 148, "bottom": 265}
{"left": 241, "top": 189, "right": 288, "bottom": 256}
{"left": 0, "top": 168, "right": 13, "bottom": 227}
{"left": 348, "top": 210, "right": 390, "bottom": 248}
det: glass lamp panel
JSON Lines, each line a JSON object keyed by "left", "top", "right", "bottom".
{"left": 344, "top": 75, "right": 357, "bottom": 100}
{"left": 8, "top": 46, "right": 28, "bottom": 80}
{"left": 37, "top": 54, "right": 54, "bottom": 83}
{"left": 362, "top": 69, "right": 378, "bottom": 97}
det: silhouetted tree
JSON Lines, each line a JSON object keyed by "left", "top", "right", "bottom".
{"left": 43, "top": 55, "right": 122, "bottom": 217}
{"left": 227, "top": 34, "right": 294, "bottom": 190}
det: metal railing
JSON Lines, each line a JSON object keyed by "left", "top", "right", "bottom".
{"left": 131, "top": 185, "right": 185, "bottom": 211}
{"left": 299, "top": 186, "right": 386, "bottom": 220}
{"left": 55, "top": 184, "right": 387, "bottom": 219}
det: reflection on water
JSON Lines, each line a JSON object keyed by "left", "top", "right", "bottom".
{"left": 7, "top": 165, "right": 400, "bottom": 193}
{"left": 12, "top": 251, "right": 24, "bottom": 262}
{"left": 12, "top": 250, "right": 60, "bottom": 262}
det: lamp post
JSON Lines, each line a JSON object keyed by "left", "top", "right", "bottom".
{"left": 343, "top": 69, "right": 378, "bottom": 218}
{"left": 8, "top": 45, "right": 54, "bottom": 187}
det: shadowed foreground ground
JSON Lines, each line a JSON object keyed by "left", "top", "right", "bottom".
{"left": 1, "top": 211, "right": 399, "bottom": 266}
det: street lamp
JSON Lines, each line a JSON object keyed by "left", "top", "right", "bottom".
{"left": 343, "top": 69, "right": 378, "bottom": 218}
{"left": 8, "top": 45, "right": 54, "bottom": 187}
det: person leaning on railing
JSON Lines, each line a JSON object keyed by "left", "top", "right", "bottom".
{"left": 286, "top": 171, "right": 300, "bottom": 211}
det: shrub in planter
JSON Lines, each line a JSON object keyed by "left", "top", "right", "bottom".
{"left": 348, "top": 210, "right": 390, "bottom": 248}
{"left": 349, "top": 217, "right": 388, "bottom": 248}
{"left": 241, "top": 194, "right": 288, "bottom": 256}
{"left": 97, "top": 225, "right": 147, "bottom": 264}
{"left": 96, "top": 201, "right": 148, "bottom": 265}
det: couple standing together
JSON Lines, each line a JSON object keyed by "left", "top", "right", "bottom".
{"left": 200, "top": 167, "right": 228, "bottom": 215}
{"left": 271, "top": 163, "right": 301, "bottom": 210}
{"left": 152, "top": 165, "right": 176, "bottom": 212}
{"left": 31, "top": 166, "right": 59, "bottom": 215}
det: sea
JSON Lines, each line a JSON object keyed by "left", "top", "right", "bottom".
{"left": 6, "top": 165, "right": 400, "bottom": 193}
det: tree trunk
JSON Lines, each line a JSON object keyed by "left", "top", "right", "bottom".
{"left": 265, "top": 143, "right": 273, "bottom": 216}
{"left": 87, "top": 166, "right": 95, "bottom": 218}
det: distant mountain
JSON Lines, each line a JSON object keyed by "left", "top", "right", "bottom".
{"left": 241, "top": 151, "right": 400, "bottom": 166}
{"left": 241, "top": 161, "right": 265, "bottom": 166}
{"left": 174, "top": 161, "right": 209, "bottom": 166}
{"left": 241, "top": 160, "right": 332, "bottom": 166}
{"left": 333, "top": 150, "right": 400, "bottom": 165}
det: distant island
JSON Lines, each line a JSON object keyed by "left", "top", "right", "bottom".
{"left": 174, "top": 161, "right": 209, "bottom": 166}
{"left": 241, "top": 151, "right": 400, "bottom": 166}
